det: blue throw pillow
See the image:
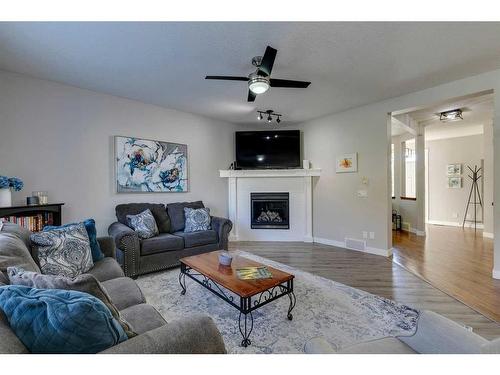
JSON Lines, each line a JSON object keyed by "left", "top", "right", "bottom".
{"left": 44, "top": 219, "right": 104, "bottom": 262}
{"left": 0, "top": 285, "right": 127, "bottom": 353}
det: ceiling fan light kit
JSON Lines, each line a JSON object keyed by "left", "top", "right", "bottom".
{"left": 205, "top": 45, "right": 311, "bottom": 102}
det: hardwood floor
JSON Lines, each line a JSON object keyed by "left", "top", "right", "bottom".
{"left": 230, "top": 240, "right": 500, "bottom": 340}
{"left": 393, "top": 224, "right": 500, "bottom": 323}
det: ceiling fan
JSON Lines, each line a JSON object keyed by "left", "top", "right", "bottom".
{"left": 205, "top": 45, "right": 311, "bottom": 102}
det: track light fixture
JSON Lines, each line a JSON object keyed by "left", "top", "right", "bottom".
{"left": 257, "top": 110, "right": 282, "bottom": 125}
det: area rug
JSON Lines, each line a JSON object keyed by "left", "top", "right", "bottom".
{"left": 137, "top": 251, "right": 420, "bottom": 354}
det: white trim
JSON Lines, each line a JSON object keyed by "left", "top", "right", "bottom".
{"left": 403, "top": 227, "right": 426, "bottom": 236}
{"left": 483, "top": 232, "right": 494, "bottom": 239}
{"left": 493, "top": 269, "right": 500, "bottom": 280}
{"left": 313, "top": 237, "right": 392, "bottom": 257}
{"left": 220, "top": 169, "right": 321, "bottom": 178}
{"left": 427, "top": 220, "right": 484, "bottom": 229}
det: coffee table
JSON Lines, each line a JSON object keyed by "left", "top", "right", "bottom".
{"left": 179, "top": 251, "right": 296, "bottom": 347}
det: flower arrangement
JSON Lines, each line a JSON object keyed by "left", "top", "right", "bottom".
{"left": 0, "top": 176, "right": 24, "bottom": 191}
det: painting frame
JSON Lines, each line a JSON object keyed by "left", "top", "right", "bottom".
{"left": 114, "top": 135, "right": 189, "bottom": 193}
{"left": 447, "top": 163, "right": 461, "bottom": 176}
{"left": 447, "top": 176, "right": 462, "bottom": 189}
{"left": 336, "top": 153, "right": 358, "bottom": 173}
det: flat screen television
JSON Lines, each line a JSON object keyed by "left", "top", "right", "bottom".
{"left": 235, "top": 130, "right": 301, "bottom": 169}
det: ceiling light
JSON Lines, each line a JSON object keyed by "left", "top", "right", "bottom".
{"left": 257, "top": 113, "right": 263, "bottom": 120}
{"left": 276, "top": 116, "right": 281, "bottom": 124}
{"left": 248, "top": 75, "right": 270, "bottom": 94}
{"left": 267, "top": 115, "right": 272, "bottom": 122}
{"left": 439, "top": 109, "right": 463, "bottom": 122}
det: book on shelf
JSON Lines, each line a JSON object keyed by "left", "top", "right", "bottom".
{"left": 236, "top": 266, "right": 273, "bottom": 280}
{"left": 0, "top": 212, "right": 54, "bottom": 232}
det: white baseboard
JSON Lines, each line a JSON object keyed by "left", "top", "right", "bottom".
{"left": 313, "top": 237, "right": 392, "bottom": 257}
{"left": 403, "top": 227, "right": 426, "bottom": 236}
{"left": 493, "top": 269, "right": 500, "bottom": 279}
{"left": 483, "top": 232, "right": 494, "bottom": 239}
{"left": 427, "top": 220, "right": 484, "bottom": 229}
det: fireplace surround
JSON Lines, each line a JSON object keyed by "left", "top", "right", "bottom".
{"left": 251, "top": 192, "right": 290, "bottom": 229}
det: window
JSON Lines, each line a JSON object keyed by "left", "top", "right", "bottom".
{"left": 391, "top": 143, "right": 395, "bottom": 198}
{"left": 403, "top": 138, "right": 416, "bottom": 199}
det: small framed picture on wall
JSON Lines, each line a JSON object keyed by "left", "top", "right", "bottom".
{"left": 447, "top": 163, "right": 461, "bottom": 176}
{"left": 448, "top": 176, "right": 462, "bottom": 189}
{"left": 336, "top": 153, "right": 358, "bottom": 173}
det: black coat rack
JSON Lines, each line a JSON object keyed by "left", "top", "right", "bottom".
{"left": 462, "top": 165, "right": 483, "bottom": 232}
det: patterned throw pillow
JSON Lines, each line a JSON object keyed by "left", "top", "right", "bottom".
{"left": 30, "top": 223, "right": 94, "bottom": 278}
{"left": 126, "top": 209, "right": 159, "bottom": 239}
{"left": 184, "top": 207, "right": 211, "bottom": 233}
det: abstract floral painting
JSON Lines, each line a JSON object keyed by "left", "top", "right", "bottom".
{"left": 115, "top": 136, "right": 188, "bottom": 193}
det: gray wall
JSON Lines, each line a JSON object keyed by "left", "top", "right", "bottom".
{"left": 0, "top": 71, "right": 239, "bottom": 235}
{"left": 426, "top": 134, "right": 484, "bottom": 225}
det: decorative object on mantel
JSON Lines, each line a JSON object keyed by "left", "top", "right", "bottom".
{"left": 336, "top": 153, "right": 358, "bottom": 173}
{"left": 447, "top": 163, "right": 461, "bottom": 176}
{"left": 257, "top": 109, "right": 282, "bottom": 124}
{"left": 462, "top": 165, "right": 483, "bottom": 233}
{"left": 115, "top": 136, "right": 188, "bottom": 193}
{"left": 0, "top": 176, "right": 24, "bottom": 207}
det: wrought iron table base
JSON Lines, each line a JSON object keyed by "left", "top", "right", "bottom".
{"left": 179, "top": 263, "right": 295, "bottom": 347}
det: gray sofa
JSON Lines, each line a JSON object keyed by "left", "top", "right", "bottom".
{"left": 0, "top": 223, "right": 226, "bottom": 354}
{"left": 108, "top": 201, "right": 232, "bottom": 278}
{"left": 305, "top": 310, "right": 500, "bottom": 354}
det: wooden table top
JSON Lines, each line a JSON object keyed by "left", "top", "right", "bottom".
{"left": 180, "top": 251, "right": 294, "bottom": 298}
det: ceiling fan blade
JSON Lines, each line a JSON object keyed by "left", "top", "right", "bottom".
{"left": 247, "top": 90, "right": 256, "bottom": 102}
{"left": 205, "top": 76, "right": 248, "bottom": 81}
{"left": 257, "top": 46, "right": 277, "bottom": 77}
{"left": 270, "top": 78, "right": 311, "bottom": 88}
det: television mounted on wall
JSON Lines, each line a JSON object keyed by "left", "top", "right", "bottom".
{"left": 235, "top": 130, "right": 301, "bottom": 169}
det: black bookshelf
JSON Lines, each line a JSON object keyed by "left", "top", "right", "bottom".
{"left": 0, "top": 203, "right": 64, "bottom": 232}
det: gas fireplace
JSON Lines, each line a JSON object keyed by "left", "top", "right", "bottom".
{"left": 250, "top": 192, "right": 289, "bottom": 229}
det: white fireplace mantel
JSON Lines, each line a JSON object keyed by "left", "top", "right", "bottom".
{"left": 219, "top": 168, "right": 321, "bottom": 242}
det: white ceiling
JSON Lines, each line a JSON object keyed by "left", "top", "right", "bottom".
{"left": 392, "top": 92, "right": 493, "bottom": 141}
{"left": 2, "top": 22, "right": 500, "bottom": 126}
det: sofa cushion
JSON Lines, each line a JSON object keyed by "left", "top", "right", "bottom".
{"left": 167, "top": 201, "right": 204, "bottom": 232}
{"left": 0, "top": 222, "right": 32, "bottom": 251}
{"left": 0, "top": 232, "right": 40, "bottom": 273}
{"left": 101, "top": 277, "right": 146, "bottom": 311}
{"left": 0, "top": 285, "right": 128, "bottom": 353}
{"left": 173, "top": 230, "right": 217, "bottom": 248}
{"left": 127, "top": 209, "right": 159, "bottom": 239}
{"left": 337, "top": 337, "right": 417, "bottom": 354}
{"left": 7, "top": 267, "right": 135, "bottom": 338}
{"left": 0, "top": 271, "right": 9, "bottom": 286}
{"left": 120, "top": 303, "right": 167, "bottom": 335}
{"left": 116, "top": 203, "right": 170, "bottom": 233}
{"left": 88, "top": 257, "right": 125, "bottom": 282}
{"left": 30, "top": 223, "right": 94, "bottom": 277}
{"left": 141, "top": 233, "right": 184, "bottom": 256}
{"left": 0, "top": 309, "right": 28, "bottom": 353}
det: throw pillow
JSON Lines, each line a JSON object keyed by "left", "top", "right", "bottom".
{"left": 0, "top": 285, "right": 127, "bottom": 353}
{"left": 44, "top": 218, "right": 104, "bottom": 262}
{"left": 7, "top": 266, "right": 135, "bottom": 338}
{"left": 167, "top": 201, "right": 204, "bottom": 232}
{"left": 126, "top": 209, "right": 159, "bottom": 239}
{"left": 0, "top": 232, "right": 40, "bottom": 274}
{"left": 30, "top": 223, "right": 93, "bottom": 278}
{"left": 184, "top": 207, "right": 211, "bottom": 233}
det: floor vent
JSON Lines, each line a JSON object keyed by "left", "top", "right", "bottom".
{"left": 345, "top": 238, "right": 366, "bottom": 252}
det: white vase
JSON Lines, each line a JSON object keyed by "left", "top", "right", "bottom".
{"left": 0, "top": 188, "right": 12, "bottom": 207}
